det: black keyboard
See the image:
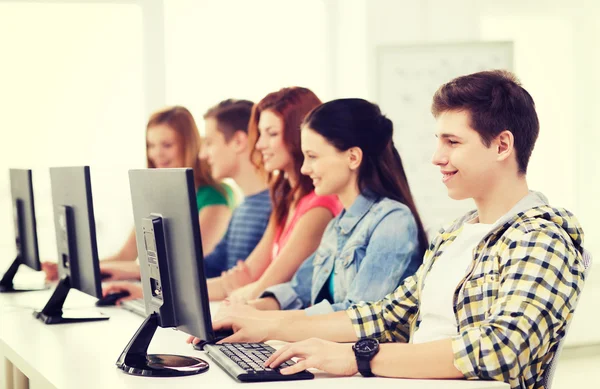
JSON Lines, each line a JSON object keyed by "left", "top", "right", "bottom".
{"left": 204, "top": 343, "right": 314, "bottom": 382}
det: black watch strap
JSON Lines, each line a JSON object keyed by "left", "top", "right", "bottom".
{"left": 357, "top": 357, "right": 374, "bottom": 377}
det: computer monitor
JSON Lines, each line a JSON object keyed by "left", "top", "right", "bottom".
{"left": 0, "top": 169, "right": 43, "bottom": 293}
{"left": 116, "top": 168, "right": 215, "bottom": 377}
{"left": 33, "top": 166, "right": 108, "bottom": 324}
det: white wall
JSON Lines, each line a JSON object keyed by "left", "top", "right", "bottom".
{"left": 0, "top": 0, "right": 330, "bottom": 265}
{"left": 0, "top": 1, "right": 146, "bottom": 261}
{"left": 164, "top": 0, "right": 331, "bottom": 134}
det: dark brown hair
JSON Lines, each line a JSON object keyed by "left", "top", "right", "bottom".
{"left": 431, "top": 70, "right": 539, "bottom": 174}
{"left": 146, "top": 106, "right": 223, "bottom": 193}
{"left": 248, "top": 87, "right": 322, "bottom": 225}
{"left": 303, "top": 98, "right": 427, "bottom": 261}
{"left": 203, "top": 99, "right": 254, "bottom": 140}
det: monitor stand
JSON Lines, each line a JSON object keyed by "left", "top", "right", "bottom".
{"left": 0, "top": 255, "right": 46, "bottom": 293}
{"left": 33, "top": 276, "right": 108, "bottom": 324}
{"left": 116, "top": 313, "right": 209, "bottom": 377}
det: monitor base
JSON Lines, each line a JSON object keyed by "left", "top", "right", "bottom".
{"left": 0, "top": 255, "right": 42, "bottom": 293}
{"left": 33, "top": 310, "right": 109, "bottom": 325}
{"left": 0, "top": 285, "right": 47, "bottom": 293}
{"left": 116, "top": 313, "right": 209, "bottom": 377}
{"left": 118, "top": 353, "right": 209, "bottom": 377}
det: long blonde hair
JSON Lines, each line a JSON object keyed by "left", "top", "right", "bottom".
{"left": 146, "top": 106, "right": 221, "bottom": 192}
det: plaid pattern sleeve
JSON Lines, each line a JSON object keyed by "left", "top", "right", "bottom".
{"left": 451, "top": 226, "right": 585, "bottom": 389}
{"left": 346, "top": 267, "right": 421, "bottom": 343}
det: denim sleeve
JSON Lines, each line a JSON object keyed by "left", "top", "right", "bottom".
{"left": 202, "top": 234, "right": 228, "bottom": 278}
{"left": 260, "top": 251, "right": 315, "bottom": 310}
{"left": 327, "top": 207, "right": 420, "bottom": 312}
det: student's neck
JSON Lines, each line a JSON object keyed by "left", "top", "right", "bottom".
{"left": 285, "top": 169, "right": 299, "bottom": 192}
{"left": 337, "top": 183, "right": 360, "bottom": 210}
{"left": 474, "top": 174, "right": 529, "bottom": 224}
{"left": 231, "top": 159, "right": 268, "bottom": 197}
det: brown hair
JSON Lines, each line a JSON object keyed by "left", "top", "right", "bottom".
{"left": 431, "top": 70, "right": 540, "bottom": 174}
{"left": 248, "top": 87, "right": 322, "bottom": 225}
{"left": 146, "top": 106, "right": 223, "bottom": 192}
{"left": 203, "top": 99, "right": 255, "bottom": 141}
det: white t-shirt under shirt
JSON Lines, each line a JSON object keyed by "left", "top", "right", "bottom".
{"left": 411, "top": 221, "right": 495, "bottom": 344}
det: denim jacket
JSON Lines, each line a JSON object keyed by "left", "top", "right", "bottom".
{"left": 261, "top": 192, "right": 422, "bottom": 315}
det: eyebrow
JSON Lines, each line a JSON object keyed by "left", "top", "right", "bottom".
{"left": 435, "top": 133, "right": 462, "bottom": 140}
{"left": 258, "top": 125, "right": 273, "bottom": 132}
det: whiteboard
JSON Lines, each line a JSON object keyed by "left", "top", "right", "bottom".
{"left": 375, "top": 41, "right": 513, "bottom": 235}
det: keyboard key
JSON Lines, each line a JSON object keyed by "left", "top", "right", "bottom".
{"left": 209, "top": 343, "right": 314, "bottom": 382}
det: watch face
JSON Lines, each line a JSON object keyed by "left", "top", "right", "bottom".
{"left": 354, "top": 338, "right": 379, "bottom": 355}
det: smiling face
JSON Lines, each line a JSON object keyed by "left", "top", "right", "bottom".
{"left": 432, "top": 110, "right": 501, "bottom": 201}
{"left": 300, "top": 127, "right": 357, "bottom": 197}
{"left": 254, "top": 109, "right": 293, "bottom": 173}
{"left": 146, "top": 124, "right": 185, "bottom": 168}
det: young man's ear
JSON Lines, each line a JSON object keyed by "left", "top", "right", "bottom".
{"left": 347, "top": 147, "right": 363, "bottom": 170}
{"left": 230, "top": 130, "right": 249, "bottom": 153}
{"left": 495, "top": 130, "right": 514, "bottom": 162}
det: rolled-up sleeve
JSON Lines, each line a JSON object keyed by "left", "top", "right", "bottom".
{"left": 346, "top": 270, "right": 421, "bottom": 343}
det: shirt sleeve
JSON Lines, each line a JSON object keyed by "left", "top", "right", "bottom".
{"left": 451, "top": 228, "right": 585, "bottom": 384}
{"left": 345, "top": 267, "right": 421, "bottom": 343}
{"left": 196, "top": 185, "right": 229, "bottom": 212}
{"left": 202, "top": 234, "right": 229, "bottom": 278}
{"left": 307, "top": 207, "right": 420, "bottom": 315}
{"left": 260, "top": 251, "right": 315, "bottom": 310}
{"left": 305, "top": 193, "right": 343, "bottom": 217}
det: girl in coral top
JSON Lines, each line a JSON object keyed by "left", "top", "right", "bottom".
{"left": 207, "top": 87, "right": 342, "bottom": 302}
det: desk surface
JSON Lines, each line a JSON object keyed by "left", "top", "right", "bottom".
{"left": 0, "top": 279, "right": 509, "bottom": 389}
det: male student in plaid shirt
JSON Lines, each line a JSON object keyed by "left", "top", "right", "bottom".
{"left": 211, "top": 70, "right": 587, "bottom": 389}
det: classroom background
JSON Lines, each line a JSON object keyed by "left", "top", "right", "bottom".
{"left": 0, "top": 1, "right": 598, "bottom": 388}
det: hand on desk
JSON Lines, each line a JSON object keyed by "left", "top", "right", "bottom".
{"left": 41, "top": 261, "right": 58, "bottom": 281}
{"left": 102, "top": 282, "right": 143, "bottom": 305}
{"left": 220, "top": 260, "right": 253, "bottom": 297}
{"left": 99, "top": 261, "right": 141, "bottom": 281}
{"left": 266, "top": 338, "right": 357, "bottom": 376}
{"left": 227, "top": 281, "right": 261, "bottom": 304}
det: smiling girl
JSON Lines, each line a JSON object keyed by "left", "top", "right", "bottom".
{"left": 207, "top": 87, "right": 342, "bottom": 301}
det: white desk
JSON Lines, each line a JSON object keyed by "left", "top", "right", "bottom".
{"left": 0, "top": 287, "right": 509, "bottom": 389}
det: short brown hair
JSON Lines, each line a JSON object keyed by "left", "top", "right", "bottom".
{"left": 203, "top": 99, "right": 254, "bottom": 141}
{"left": 431, "top": 70, "right": 539, "bottom": 174}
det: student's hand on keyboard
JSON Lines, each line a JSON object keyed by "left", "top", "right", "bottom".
{"left": 102, "top": 282, "right": 143, "bottom": 305}
{"left": 100, "top": 261, "right": 141, "bottom": 281}
{"left": 221, "top": 260, "right": 254, "bottom": 296}
{"left": 208, "top": 315, "right": 276, "bottom": 344}
{"left": 214, "top": 299, "right": 263, "bottom": 321}
{"left": 265, "top": 338, "right": 357, "bottom": 376}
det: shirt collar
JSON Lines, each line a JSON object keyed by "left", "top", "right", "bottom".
{"left": 336, "top": 191, "right": 378, "bottom": 235}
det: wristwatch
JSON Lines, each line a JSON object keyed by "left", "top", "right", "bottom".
{"left": 352, "top": 338, "right": 379, "bottom": 377}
